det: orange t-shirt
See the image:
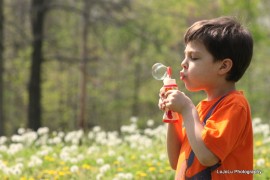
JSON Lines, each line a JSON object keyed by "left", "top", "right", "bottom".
{"left": 175, "top": 91, "right": 253, "bottom": 180}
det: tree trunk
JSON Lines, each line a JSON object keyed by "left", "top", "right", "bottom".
{"left": 77, "top": 0, "right": 90, "bottom": 129}
{"left": 132, "top": 62, "right": 141, "bottom": 117}
{"left": 28, "top": 0, "right": 47, "bottom": 130}
{"left": 0, "top": 0, "right": 4, "bottom": 135}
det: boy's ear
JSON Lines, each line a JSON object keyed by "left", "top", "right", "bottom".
{"left": 218, "top": 58, "right": 233, "bottom": 75}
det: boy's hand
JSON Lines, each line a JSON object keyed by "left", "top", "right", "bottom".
{"left": 158, "top": 87, "right": 166, "bottom": 111}
{"left": 159, "top": 87, "right": 193, "bottom": 114}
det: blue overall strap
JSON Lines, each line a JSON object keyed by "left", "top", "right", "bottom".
{"left": 185, "top": 95, "right": 226, "bottom": 180}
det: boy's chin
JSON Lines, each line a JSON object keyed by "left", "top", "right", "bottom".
{"left": 184, "top": 84, "right": 201, "bottom": 92}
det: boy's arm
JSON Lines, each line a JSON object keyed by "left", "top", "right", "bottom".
{"left": 182, "top": 104, "right": 220, "bottom": 166}
{"left": 167, "top": 122, "right": 182, "bottom": 170}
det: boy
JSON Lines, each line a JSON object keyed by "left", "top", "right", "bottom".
{"left": 159, "top": 16, "right": 253, "bottom": 179}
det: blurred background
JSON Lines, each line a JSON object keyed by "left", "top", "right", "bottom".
{"left": 0, "top": 0, "right": 270, "bottom": 135}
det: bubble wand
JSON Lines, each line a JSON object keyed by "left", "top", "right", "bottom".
{"left": 152, "top": 63, "right": 179, "bottom": 123}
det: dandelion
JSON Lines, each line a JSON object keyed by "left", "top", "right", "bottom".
{"left": 0, "top": 136, "right": 7, "bottom": 144}
{"left": 82, "top": 164, "right": 91, "bottom": 170}
{"left": 99, "top": 164, "right": 111, "bottom": 174}
{"left": 107, "top": 131, "right": 122, "bottom": 146}
{"left": 95, "top": 131, "right": 107, "bottom": 145}
{"left": 256, "top": 158, "right": 265, "bottom": 166}
{"left": 147, "top": 119, "right": 154, "bottom": 127}
{"left": 96, "top": 173, "right": 103, "bottom": 180}
{"left": 144, "top": 128, "right": 154, "bottom": 136}
{"left": 8, "top": 143, "right": 24, "bottom": 155}
{"left": 64, "top": 130, "right": 83, "bottom": 145}
{"left": 24, "top": 131, "right": 38, "bottom": 146}
{"left": 117, "top": 167, "right": 123, "bottom": 172}
{"left": 87, "top": 145, "right": 100, "bottom": 154}
{"left": 130, "top": 155, "right": 136, "bottom": 160}
{"left": 113, "top": 173, "right": 133, "bottom": 180}
{"left": 48, "top": 136, "right": 62, "bottom": 145}
{"left": 0, "top": 145, "right": 7, "bottom": 152}
{"left": 255, "top": 141, "right": 262, "bottom": 146}
{"left": 37, "top": 127, "right": 49, "bottom": 135}
{"left": 44, "top": 155, "right": 55, "bottom": 162}
{"left": 117, "top": 156, "right": 125, "bottom": 163}
{"left": 108, "top": 150, "right": 116, "bottom": 156}
{"left": 121, "top": 124, "right": 137, "bottom": 134}
{"left": 37, "top": 146, "right": 53, "bottom": 156}
{"left": 159, "top": 153, "right": 167, "bottom": 160}
{"left": 28, "top": 155, "right": 43, "bottom": 167}
{"left": 70, "top": 165, "right": 79, "bottom": 173}
{"left": 130, "top": 116, "right": 138, "bottom": 124}
{"left": 17, "top": 128, "right": 26, "bottom": 135}
{"left": 136, "top": 171, "right": 147, "bottom": 178}
{"left": 11, "top": 135, "right": 23, "bottom": 143}
{"left": 88, "top": 131, "right": 95, "bottom": 140}
{"left": 252, "top": 117, "right": 261, "bottom": 127}
{"left": 58, "top": 131, "right": 65, "bottom": 138}
{"left": 96, "top": 158, "right": 104, "bottom": 165}
{"left": 93, "top": 126, "right": 101, "bottom": 133}
{"left": 263, "top": 137, "right": 270, "bottom": 144}
{"left": 148, "top": 166, "right": 156, "bottom": 172}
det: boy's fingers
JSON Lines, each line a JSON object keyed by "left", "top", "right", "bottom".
{"left": 158, "top": 98, "right": 167, "bottom": 111}
{"left": 164, "top": 90, "right": 174, "bottom": 98}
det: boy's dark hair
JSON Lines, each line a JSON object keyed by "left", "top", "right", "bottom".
{"left": 184, "top": 16, "right": 253, "bottom": 82}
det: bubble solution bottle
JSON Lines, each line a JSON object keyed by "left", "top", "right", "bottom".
{"left": 152, "top": 63, "right": 179, "bottom": 123}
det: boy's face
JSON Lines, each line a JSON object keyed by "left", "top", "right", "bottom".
{"left": 180, "top": 40, "right": 222, "bottom": 92}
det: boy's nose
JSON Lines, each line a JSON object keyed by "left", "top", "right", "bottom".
{"left": 181, "top": 59, "right": 188, "bottom": 69}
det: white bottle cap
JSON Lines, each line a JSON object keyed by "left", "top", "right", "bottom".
{"left": 163, "top": 78, "right": 176, "bottom": 85}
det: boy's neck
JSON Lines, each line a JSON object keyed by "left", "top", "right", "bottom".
{"left": 206, "top": 82, "right": 236, "bottom": 101}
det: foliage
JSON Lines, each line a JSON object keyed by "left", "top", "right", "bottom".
{"left": 2, "top": 0, "right": 270, "bottom": 134}
{"left": 0, "top": 117, "right": 269, "bottom": 179}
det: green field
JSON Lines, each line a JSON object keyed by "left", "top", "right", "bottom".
{"left": 0, "top": 117, "right": 269, "bottom": 180}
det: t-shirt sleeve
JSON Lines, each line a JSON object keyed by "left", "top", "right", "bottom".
{"left": 201, "top": 103, "right": 248, "bottom": 162}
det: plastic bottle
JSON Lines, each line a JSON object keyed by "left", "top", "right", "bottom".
{"left": 162, "top": 77, "right": 179, "bottom": 123}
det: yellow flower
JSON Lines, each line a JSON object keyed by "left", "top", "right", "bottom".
{"left": 44, "top": 169, "right": 57, "bottom": 175}
{"left": 159, "top": 169, "right": 165, "bottom": 174}
{"left": 62, "top": 166, "right": 69, "bottom": 171}
{"left": 148, "top": 167, "right": 156, "bottom": 172}
{"left": 261, "top": 149, "right": 267, "bottom": 155}
{"left": 117, "top": 167, "right": 123, "bottom": 172}
{"left": 130, "top": 155, "right": 136, "bottom": 160}
{"left": 255, "top": 141, "right": 262, "bottom": 146}
{"left": 44, "top": 155, "right": 55, "bottom": 162}
{"left": 82, "top": 164, "right": 91, "bottom": 170}
{"left": 136, "top": 171, "right": 147, "bottom": 177}
{"left": 58, "top": 171, "right": 66, "bottom": 176}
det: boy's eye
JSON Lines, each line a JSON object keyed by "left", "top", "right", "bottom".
{"left": 191, "top": 57, "right": 199, "bottom": 60}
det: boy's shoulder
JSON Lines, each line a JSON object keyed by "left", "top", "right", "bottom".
{"left": 222, "top": 90, "right": 249, "bottom": 106}
{"left": 198, "top": 90, "right": 250, "bottom": 113}
{"left": 217, "top": 90, "right": 251, "bottom": 115}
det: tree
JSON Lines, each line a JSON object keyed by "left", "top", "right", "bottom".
{"left": 77, "top": 0, "right": 90, "bottom": 129}
{"left": 0, "top": 0, "right": 4, "bottom": 135}
{"left": 28, "top": 0, "right": 48, "bottom": 130}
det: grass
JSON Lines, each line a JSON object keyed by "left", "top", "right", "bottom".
{"left": 0, "top": 117, "right": 269, "bottom": 180}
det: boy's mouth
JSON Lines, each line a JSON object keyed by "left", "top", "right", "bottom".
{"left": 180, "top": 71, "right": 185, "bottom": 80}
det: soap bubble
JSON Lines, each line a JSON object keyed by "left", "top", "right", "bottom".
{"left": 152, "top": 63, "right": 168, "bottom": 80}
